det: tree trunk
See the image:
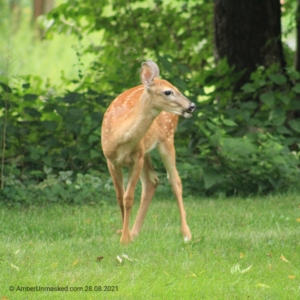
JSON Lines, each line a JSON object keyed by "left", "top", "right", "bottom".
{"left": 295, "top": 0, "right": 300, "bottom": 72}
{"left": 32, "top": 0, "right": 55, "bottom": 38}
{"left": 214, "top": 0, "right": 286, "bottom": 89}
{"left": 32, "top": 0, "right": 54, "bottom": 23}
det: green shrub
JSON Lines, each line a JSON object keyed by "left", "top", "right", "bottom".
{"left": 0, "top": 168, "right": 114, "bottom": 206}
{"left": 1, "top": 1, "right": 300, "bottom": 200}
{"left": 177, "top": 64, "right": 300, "bottom": 195}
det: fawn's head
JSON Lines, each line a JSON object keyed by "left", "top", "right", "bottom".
{"left": 140, "top": 60, "right": 196, "bottom": 118}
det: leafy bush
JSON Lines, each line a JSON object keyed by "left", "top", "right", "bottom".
{"left": 178, "top": 64, "right": 300, "bottom": 195}
{"left": 1, "top": 0, "right": 300, "bottom": 201}
{"left": 0, "top": 168, "right": 114, "bottom": 206}
{"left": 1, "top": 62, "right": 300, "bottom": 199}
{"left": 0, "top": 75, "right": 111, "bottom": 179}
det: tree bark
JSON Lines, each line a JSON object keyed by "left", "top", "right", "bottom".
{"left": 295, "top": 0, "right": 300, "bottom": 72}
{"left": 214, "top": 0, "right": 286, "bottom": 89}
{"left": 32, "top": 0, "right": 55, "bottom": 38}
{"left": 32, "top": 0, "right": 54, "bottom": 23}
{"left": 33, "top": 0, "right": 44, "bottom": 23}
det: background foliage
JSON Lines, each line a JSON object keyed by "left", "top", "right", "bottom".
{"left": 0, "top": 0, "right": 300, "bottom": 204}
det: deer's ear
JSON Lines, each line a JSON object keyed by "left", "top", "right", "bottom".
{"left": 140, "top": 60, "right": 159, "bottom": 87}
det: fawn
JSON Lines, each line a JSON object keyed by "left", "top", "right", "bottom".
{"left": 101, "top": 60, "right": 196, "bottom": 244}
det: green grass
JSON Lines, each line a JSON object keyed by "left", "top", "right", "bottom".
{"left": 0, "top": 193, "right": 300, "bottom": 299}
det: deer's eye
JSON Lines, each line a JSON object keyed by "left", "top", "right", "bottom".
{"left": 164, "top": 91, "right": 172, "bottom": 96}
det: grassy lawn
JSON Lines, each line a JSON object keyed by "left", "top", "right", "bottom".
{"left": 0, "top": 193, "right": 299, "bottom": 299}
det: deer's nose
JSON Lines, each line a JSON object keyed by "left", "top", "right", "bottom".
{"left": 188, "top": 102, "right": 196, "bottom": 112}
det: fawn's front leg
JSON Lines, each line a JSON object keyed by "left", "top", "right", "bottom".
{"left": 121, "top": 156, "right": 144, "bottom": 244}
{"left": 158, "top": 142, "right": 192, "bottom": 242}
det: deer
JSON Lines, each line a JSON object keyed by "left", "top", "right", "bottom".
{"left": 101, "top": 60, "right": 196, "bottom": 244}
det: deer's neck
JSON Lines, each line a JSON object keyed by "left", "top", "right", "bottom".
{"left": 118, "top": 92, "right": 159, "bottom": 147}
{"left": 126, "top": 93, "right": 160, "bottom": 144}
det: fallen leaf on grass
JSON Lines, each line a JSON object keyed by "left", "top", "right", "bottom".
{"left": 296, "top": 218, "right": 300, "bottom": 222}
{"left": 230, "top": 263, "right": 252, "bottom": 274}
{"left": 116, "top": 255, "right": 123, "bottom": 264}
{"left": 96, "top": 256, "right": 104, "bottom": 261}
{"left": 185, "top": 273, "right": 197, "bottom": 278}
{"left": 1, "top": 296, "right": 9, "bottom": 300}
{"left": 121, "top": 253, "right": 133, "bottom": 261}
{"left": 288, "top": 275, "right": 295, "bottom": 279}
{"left": 10, "top": 264, "right": 19, "bottom": 271}
{"left": 280, "top": 254, "right": 289, "bottom": 263}
{"left": 240, "top": 252, "right": 246, "bottom": 259}
{"left": 72, "top": 259, "right": 79, "bottom": 266}
{"left": 116, "top": 253, "right": 135, "bottom": 264}
{"left": 256, "top": 283, "right": 270, "bottom": 288}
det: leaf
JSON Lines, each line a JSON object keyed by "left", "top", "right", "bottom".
{"left": 288, "top": 275, "right": 295, "bottom": 279}
{"left": 230, "top": 263, "right": 252, "bottom": 274}
{"left": 205, "top": 121, "right": 218, "bottom": 131}
{"left": 43, "top": 121, "right": 58, "bottom": 131}
{"left": 292, "top": 83, "right": 300, "bottom": 93}
{"left": 11, "top": 263, "right": 20, "bottom": 271}
{"left": 185, "top": 273, "right": 197, "bottom": 278}
{"left": 222, "top": 119, "right": 237, "bottom": 127}
{"left": 24, "top": 94, "right": 38, "bottom": 101}
{"left": 72, "top": 259, "right": 79, "bottom": 266}
{"left": 90, "top": 149, "right": 102, "bottom": 159}
{"left": 221, "top": 137, "right": 257, "bottom": 157}
{"left": 239, "top": 252, "right": 246, "bottom": 259}
{"left": 204, "top": 75, "right": 217, "bottom": 86}
{"left": 63, "top": 92, "right": 81, "bottom": 104}
{"left": 158, "top": 55, "right": 173, "bottom": 72}
{"left": 288, "top": 70, "right": 300, "bottom": 80}
{"left": 288, "top": 119, "right": 300, "bottom": 133}
{"left": 256, "top": 283, "right": 270, "bottom": 288}
{"left": 280, "top": 254, "right": 289, "bottom": 262}
{"left": 269, "top": 109, "right": 286, "bottom": 126}
{"left": 65, "top": 108, "right": 84, "bottom": 123}
{"left": 24, "top": 107, "right": 42, "bottom": 118}
{"left": 281, "top": 95, "right": 290, "bottom": 105}
{"left": 276, "top": 126, "right": 292, "bottom": 135}
{"left": 202, "top": 168, "right": 223, "bottom": 189}
{"left": 296, "top": 218, "right": 300, "bottom": 222}
{"left": 43, "top": 166, "right": 52, "bottom": 175}
{"left": 241, "top": 83, "right": 256, "bottom": 93}
{"left": 240, "top": 101, "right": 258, "bottom": 109}
{"left": 0, "top": 82, "right": 12, "bottom": 93}
{"left": 116, "top": 255, "right": 123, "bottom": 264}
{"left": 269, "top": 73, "right": 287, "bottom": 85}
{"left": 240, "top": 265, "right": 252, "bottom": 273}
{"left": 260, "top": 92, "right": 275, "bottom": 107}
{"left": 121, "top": 253, "right": 133, "bottom": 261}
{"left": 22, "top": 83, "right": 30, "bottom": 89}
{"left": 88, "top": 134, "right": 99, "bottom": 143}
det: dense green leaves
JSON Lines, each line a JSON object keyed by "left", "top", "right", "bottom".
{"left": 1, "top": 0, "right": 300, "bottom": 201}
